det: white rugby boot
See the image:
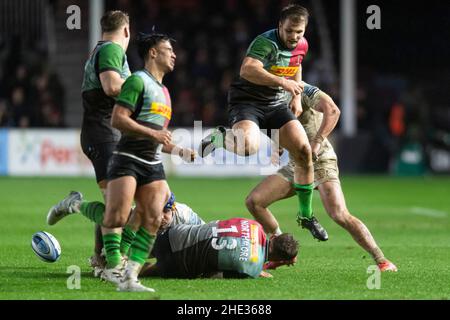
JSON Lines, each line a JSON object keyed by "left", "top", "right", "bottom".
{"left": 47, "top": 191, "right": 83, "bottom": 225}
{"left": 101, "top": 257, "right": 127, "bottom": 284}
{"left": 117, "top": 260, "right": 155, "bottom": 292}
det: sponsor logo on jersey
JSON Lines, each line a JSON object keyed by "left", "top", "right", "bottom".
{"left": 150, "top": 102, "right": 172, "bottom": 120}
{"left": 249, "top": 224, "right": 259, "bottom": 263}
{"left": 269, "top": 66, "right": 299, "bottom": 77}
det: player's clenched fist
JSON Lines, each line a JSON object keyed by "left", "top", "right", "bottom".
{"left": 180, "top": 148, "right": 197, "bottom": 163}
{"left": 281, "top": 78, "right": 304, "bottom": 96}
{"left": 152, "top": 129, "right": 172, "bottom": 145}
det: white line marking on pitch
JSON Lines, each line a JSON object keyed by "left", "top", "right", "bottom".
{"left": 410, "top": 207, "right": 449, "bottom": 218}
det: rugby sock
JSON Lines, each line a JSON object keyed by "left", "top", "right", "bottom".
{"left": 103, "top": 232, "right": 122, "bottom": 269}
{"left": 129, "top": 227, "right": 155, "bottom": 265}
{"left": 211, "top": 127, "right": 226, "bottom": 148}
{"left": 120, "top": 225, "right": 137, "bottom": 256}
{"left": 294, "top": 183, "right": 314, "bottom": 220}
{"left": 79, "top": 201, "right": 105, "bottom": 225}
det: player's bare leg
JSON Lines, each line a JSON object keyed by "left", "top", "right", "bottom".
{"left": 103, "top": 177, "right": 136, "bottom": 228}
{"left": 118, "top": 180, "right": 170, "bottom": 292}
{"left": 317, "top": 181, "right": 397, "bottom": 272}
{"left": 246, "top": 175, "right": 295, "bottom": 234}
{"left": 90, "top": 180, "right": 121, "bottom": 276}
{"left": 200, "top": 120, "right": 260, "bottom": 157}
{"left": 246, "top": 174, "right": 298, "bottom": 270}
{"left": 98, "top": 177, "right": 136, "bottom": 284}
{"left": 279, "top": 120, "right": 328, "bottom": 241}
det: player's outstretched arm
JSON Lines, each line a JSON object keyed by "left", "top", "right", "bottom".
{"left": 162, "top": 143, "right": 196, "bottom": 162}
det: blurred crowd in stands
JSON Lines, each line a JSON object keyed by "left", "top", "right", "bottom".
{"left": 0, "top": 35, "right": 65, "bottom": 127}
{"left": 0, "top": 0, "right": 448, "bottom": 173}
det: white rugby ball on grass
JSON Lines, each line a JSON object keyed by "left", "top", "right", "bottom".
{"left": 31, "top": 231, "right": 61, "bottom": 263}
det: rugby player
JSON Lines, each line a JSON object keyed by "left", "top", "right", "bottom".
{"left": 47, "top": 192, "right": 205, "bottom": 276}
{"left": 139, "top": 218, "right": 299, "bottom": 279}
{"left": 80, "top": 10, "right": 131, "bottom": 272}
{"left": 49, "top": 31, "right": 180, "bottom": 292}
{"left": 199, "top": 4, "right": 327, "bottom": 241}
{"left": 246, "top": 83, "right": 398, "bottom": 272}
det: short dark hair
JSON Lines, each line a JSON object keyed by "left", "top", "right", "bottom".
{"left": 101, "top": 10, "right": 129, "bottom": 33}
{"left": 136, "top": 32, "right": 174, "bottom": 60}
{"left": 279, "top": 4, "right": 309, "bottom": 25}
{"left": 271, "top": 233, "right": 299, "bottom": 260}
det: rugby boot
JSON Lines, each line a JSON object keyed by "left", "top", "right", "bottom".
{"left": 47, "top": 191, "right": 83, "bottom": 225}
{"left": 199, "top": 126, "right": 227, "bottom": 157}
{"left": 298, "top": 216, "right": 329, "bottom": 241}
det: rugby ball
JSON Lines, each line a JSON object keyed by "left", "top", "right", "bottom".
{"left": 31, "top": 231, "right": 61, "bottom": 263}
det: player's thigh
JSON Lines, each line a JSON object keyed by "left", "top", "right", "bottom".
{"left": 134, "top": 180, "right": 170, "bottom": 232}
{"left": 232, "top": 120, "right": 261, "bottom": 148}
{"left": 100, "top": 177, "right": 122, "bottom": 234}
{"left": 278, "top": 120, "right": 310, "bottom": 155}
{"left": 105, "top": 176, "right": 136, "bottom": 223}
{"left": 135, "top": 179, "right": 170, "bottom": 210}
{"left": 247, "top": 174, "right": 295, "bottom": 208}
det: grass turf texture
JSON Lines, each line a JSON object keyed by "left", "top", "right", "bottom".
{"left": 0, "top": 176, "right": 449, "bottom": 300}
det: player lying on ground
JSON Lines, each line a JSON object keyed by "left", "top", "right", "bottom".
{"left": 139, "top": 218, "right": 298, "bottom": 279}
{"left": 48, "top": 192, "right": 205, "bottom": 277}
{"left": 199, "top": 4, "right": 327, "bottom": 241}
{"left": 245, "top": 83, "right": 397, "bottom": 272}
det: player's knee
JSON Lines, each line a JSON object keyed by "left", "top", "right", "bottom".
{"left": 245, "top": 192, "right": 268, "bottom": 218}
{"left": 290, "top": 143, "right": 312, "bottom": 166}
{"left": 299, "top": 143, "right": 312, "bottom": 159}
{"left": 245, "top": 142, "right": 259, "bottom": 156}
{"left": 245, "top": 194, "right": 258, "bottom": 213}
{"left": 142, "top": 212, "right": 163, "bottom": 229}
{"left": 236, "top": 137, "right": 259, "bottom": 156}
{"left": 103, "top": 209, "right": 128, "bottom": 228}
{"left": 232, "top": 126, "right": 259, "bottom": 156}
{"left": 329, "top": 206, "right": 349, "bottom": 227}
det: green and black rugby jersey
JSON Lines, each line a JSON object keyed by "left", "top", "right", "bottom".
{"left": 228, "top": 29, "right": 309, "bottom": 107}
{"left": 114, "top": 69, "right": 172, "bottom": 163}
{"left": 152, "top": 218, "right": 268, "bottom": 278}
{"left": 81, "top": 41, "right": 131, "bottom": 145}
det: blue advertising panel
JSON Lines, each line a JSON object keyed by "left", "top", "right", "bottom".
{"left": 0, "top": 129, "right": 8, "bottom": 175}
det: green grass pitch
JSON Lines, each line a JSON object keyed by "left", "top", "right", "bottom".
{"left": 0, "top": 176, "right": 449, "bottom": 300}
